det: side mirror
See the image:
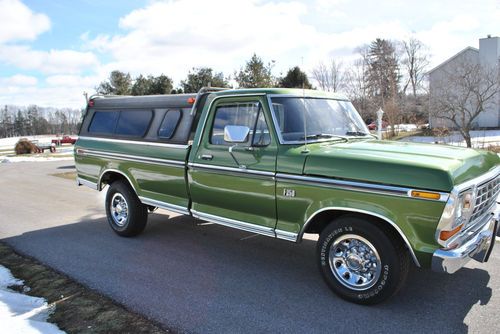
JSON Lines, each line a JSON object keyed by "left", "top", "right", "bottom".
{"left": 224, "top": 125, "right": 250, "bottom": 143}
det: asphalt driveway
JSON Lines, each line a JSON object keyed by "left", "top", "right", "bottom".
{"left": 0, "top": 161, "right": 498, "bottom": 333}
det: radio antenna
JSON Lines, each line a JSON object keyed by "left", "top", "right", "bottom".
{"left": 301, "top": 56, "right": 309, "bottom": 153}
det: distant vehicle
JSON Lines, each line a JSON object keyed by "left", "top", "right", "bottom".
{"left": 52, "top": 135, "right": 77, "bottom": 146}
{"left": 30, "top": 139, "right": 56, "bottom": 153}
{"left": 367, "top": 121, "right": 388, "bottom": 130}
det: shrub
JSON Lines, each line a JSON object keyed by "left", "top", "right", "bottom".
{"left": 487, "top": 145, "right": 500, "bottom": 153}
{"left": 15, "top": 139, "right": 39, "bottom": 155}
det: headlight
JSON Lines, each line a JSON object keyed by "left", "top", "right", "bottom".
{"left": 457, "top": 192, "right": 474, "bottom": 222}
{"left": 436, "top": 189, "right": 475, "bottom": 246}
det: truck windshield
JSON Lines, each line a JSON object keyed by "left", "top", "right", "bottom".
{"left": 270, "top": 97, "right": 370, "bottom": 143}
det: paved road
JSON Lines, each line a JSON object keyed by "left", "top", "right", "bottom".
{"left": 1, "top": 161, "right": 499, "bottom": 334}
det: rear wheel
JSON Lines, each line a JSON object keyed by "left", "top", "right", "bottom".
{"left": 105, "top": 180, "right": 148, "bottom": 237}
{"left": 317, "top": 215, "right": 410, "bottom": 304}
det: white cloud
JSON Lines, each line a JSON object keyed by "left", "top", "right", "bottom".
{"left": 0, "top": 82, "right": 91, "bottom": 108}
{"left": 0, "top": 74, "right": 37, "bottom": 86}
{"left": 45, "top": 74, "right": 99, "bottom": 87}
{"left": 1, "top": 0, "right": 499, "bottom": 108}
{"left": 0, "top": 45, "right": 100, "bottom": 74}
{"left": 415, "top": 15, "right": 485, "bottom": 67}
{"left": 88, "top": 0, "right": 317, "bottom": 82}
{"left": 0, "top": 0, "right": 50, "bottom": 43}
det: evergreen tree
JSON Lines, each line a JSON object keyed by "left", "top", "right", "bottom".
{"left": 0, "top": 106, "right": 10, "bottom": 137}
{"left": 364, "top": 39, "right": 401, "bottom": 135}
{"left": 278, "top": 66, "right": 313, "bottom": 89}
{"left": 180, "top": 67, "right": 229, "bottom": 93}
{"left": 26, "top": 105, "right": 39, "bottom": 135}
{"left": 96, "top": 70, "right": 132, "bottom": 95}
{"left": 14, "top": 110, "right": 25, "bottom": 136}
{"left": 235, "top": 54, "right": 275, "bottom": 88}
{"left": 365, "top": 39, "right": 400, "bottom": 106}
{"left": 148, "top": 74, "right": 173, "bottom": 95}
{"left": 131, "top": 75, "right": 152, "bottom": 96}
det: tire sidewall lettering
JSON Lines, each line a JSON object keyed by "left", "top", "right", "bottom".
{"left": 320, "top": 226, "right": 353, "bottom": 266}
{"left": 356, "top": 264, "right": 390, "bottom": 300}
{"left": 319, "top": 224, "right": 391, "bottom": 300}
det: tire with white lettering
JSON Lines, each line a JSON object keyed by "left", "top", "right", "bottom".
{"left": 105, "top": 180, "right": 148, "bottom": 237}
{"left": 317, "top": 215, "right": 410, "bottom": 304}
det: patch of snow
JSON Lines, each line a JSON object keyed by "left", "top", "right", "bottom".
{"left": 401, "top": 130, "right": 500, "bottom": 149}
{"left": 0, "top": 136, "right": 57, "bottom": 150}
{"left": 388, "top": 124, "right": 419, "bottom": 132}
{"left": 0, "top": 138, "right": 75, "bottom": 163}
{"left": 0, "top": 156, "right": 74, "bottom": 163}
{"left": 0, "top": 265, "right": 65, "bottom": 334}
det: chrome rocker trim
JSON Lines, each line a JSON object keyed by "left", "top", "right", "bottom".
{"left": 138, "top": 197, "right": 190, "bottom": 215}
{"left": 191, "top": 210, "right": 276, "bottom": 238}
{"left": 432, "top": 211, "right": 498, "bottom": 274}
{"left": 77, "top": 177, "right": 98, "bottom": 190}
{"left": 275, "top": 229, "right": 299, "bottom": 242}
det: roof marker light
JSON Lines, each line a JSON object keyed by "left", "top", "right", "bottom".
{"left": 187, "top": 97, "right": 196, "bottom": 104}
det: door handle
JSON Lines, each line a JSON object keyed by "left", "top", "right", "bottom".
{"left": 200, "top": 154, "right": 213, "bottom": 160}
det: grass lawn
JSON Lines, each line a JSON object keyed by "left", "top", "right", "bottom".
{"left": 0, "top": 243, "right": 169, "bottom": 334}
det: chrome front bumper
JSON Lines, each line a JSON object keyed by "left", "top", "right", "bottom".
{"left": 432, "top": 210, "right": 498, "bottom": 274}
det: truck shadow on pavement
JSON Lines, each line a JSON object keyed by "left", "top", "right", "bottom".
{"left": 3, "top": 212, "right": 493, "bottom": 334}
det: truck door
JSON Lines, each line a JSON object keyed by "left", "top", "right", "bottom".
{"left": 188, "top": 95, "right": 277, "bottom": 236}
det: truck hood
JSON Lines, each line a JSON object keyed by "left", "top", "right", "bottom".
{"left": 303, "top": 140, "right": 499, "bottom": 192}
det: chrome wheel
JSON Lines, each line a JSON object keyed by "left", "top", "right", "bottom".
{"left": 329, "top": 234, "right": 382, "bottom": 291}
{"left": 110, "top": 193, "right": 129, "bottom": 227}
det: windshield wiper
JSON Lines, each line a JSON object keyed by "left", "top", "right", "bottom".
{"left": 345, "top": 131, "right": 369, "bottom": 136}
{"left": 300, "top": 133, "right": 349, "bottom": 142}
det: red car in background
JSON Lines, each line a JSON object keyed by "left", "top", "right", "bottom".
{"left": 367, "top": 121, "right": 388, "bottom": 130}
{"left": 52, "top": 135, "right": 77, "bottom": 145}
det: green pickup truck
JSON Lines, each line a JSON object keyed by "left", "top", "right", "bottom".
{"left": 75, "top": 88, "right": 499, "bottom": 304}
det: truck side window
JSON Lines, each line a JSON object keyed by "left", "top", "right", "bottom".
{"left": 158, "top": 109, "right": 182, "bottom": 139}
{"left": 115, "top": 110, "right": 153, "bottom": 137}
{"left": 88, "top": 111, "right": 119, "bottom": 134}
{"left": 210, "top": 102, "right": 260, "bottom": 145}
{"left": 252, "top": 108, "right": 271, "bottom": 146}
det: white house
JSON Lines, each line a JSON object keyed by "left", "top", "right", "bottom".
{"left": 428, "top": 36, "right": 500, "bottom": 128}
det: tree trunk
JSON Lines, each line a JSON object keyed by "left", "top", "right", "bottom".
{"left": 464, "top": 133, "right": 472, "bottom": 148}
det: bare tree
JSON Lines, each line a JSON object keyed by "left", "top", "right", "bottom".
{"left": 431, "top": 59, "right": 499, "bottom": 147}
{"left": 401, "top": 37, "right": 429, "bottom": 98}
{"left": 311, "top": 59, "right": 344, "bottom": 92}
{"left": 344, "top": 56, "right": 371, "bottom": 120}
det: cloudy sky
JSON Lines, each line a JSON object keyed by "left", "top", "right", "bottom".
{"left": 0, "top": 0, "right": 498, "bottom": 108}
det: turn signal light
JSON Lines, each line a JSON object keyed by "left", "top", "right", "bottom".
{"left": 411, "top": 190, "right": 441, "bottom": 200}
{"left": 187, "top": 97, "right": 196, "bottom": 104}
{"left": 439, "top": 224, "right": 463, "bottom": 241}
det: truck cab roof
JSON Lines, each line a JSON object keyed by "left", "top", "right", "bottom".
{"left": 210, "top": 88, "right": 348, "bottom": 100}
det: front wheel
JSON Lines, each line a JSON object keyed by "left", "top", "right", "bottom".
{"left": 105, "top": 180, "right": 148, "bottom": 237}
{"left": 317, "top": 215, "right": 410, "bottom": 304}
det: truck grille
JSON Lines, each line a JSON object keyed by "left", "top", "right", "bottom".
{"left": 470, "top": 177, "right": 500, "bottom": 222}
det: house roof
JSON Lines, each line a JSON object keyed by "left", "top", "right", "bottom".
{"left": 427, "top": 46, "right": 479, "bottom": 74}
